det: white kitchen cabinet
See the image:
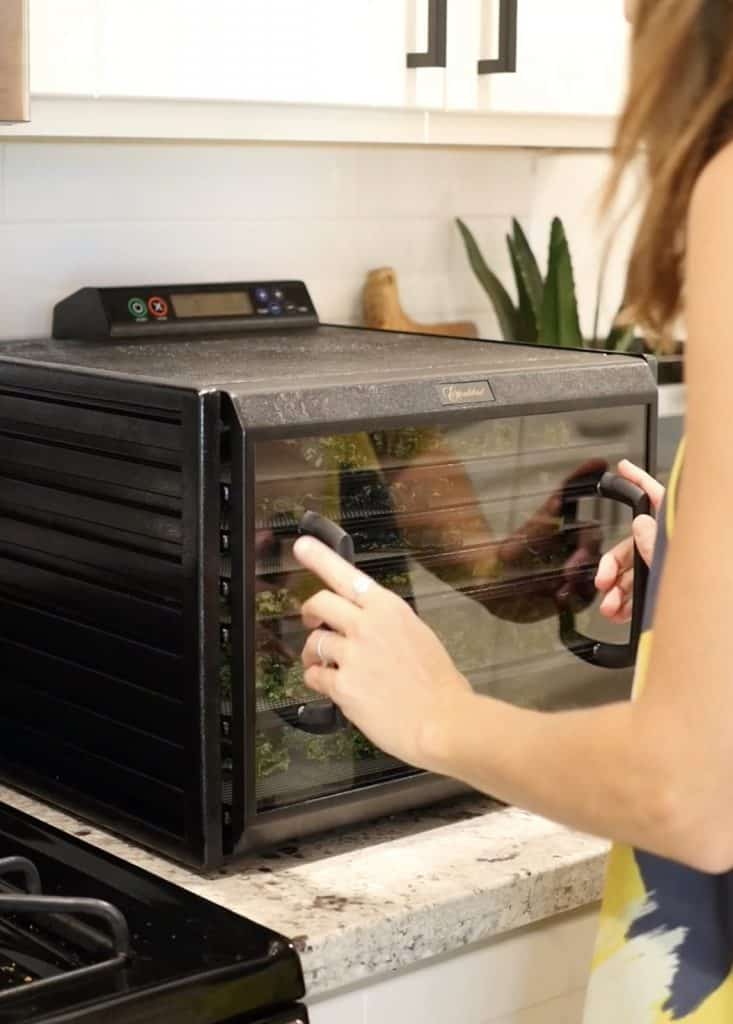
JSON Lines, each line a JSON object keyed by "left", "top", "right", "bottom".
{"left": 27, "top": 0, "right": 417, "bottom": 108}
{"left": 29, "top": 0, "right": 98, "bottom": 96}
{"left": 444, "top": 0, "right": 484, "bottom": 111}
{"left": 309, "top": 907, "right": 598, "bottom": 1024}
{"left": 485, "top": 0, "right": 630, "bottom": 117}
{"left": 443, "top": 0, "right": 629, "bottom": 116}
{"left": 31, "top": 1, "right": 627, "bottom": 117}
{"left": 16, "top": 0, "right": 627, "bottom": 146}
{"left": 98, "top": 0, "right": 411, "bottom": 107}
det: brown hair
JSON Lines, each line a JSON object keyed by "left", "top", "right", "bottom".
{"left": 606, "top": 0, "right": 733, "bottom": 343}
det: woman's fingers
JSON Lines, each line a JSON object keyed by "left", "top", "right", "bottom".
{"left": 611, "top": 587, "right": 633, "bottom": 623}
{"left": 596, "top": 514, "right": 656, "bottom": 597}
{"left": 596, "top": 537, "right": 634, "bottom": 590}
{"left": 614, "top": 595, "right": 633, "bottom": 624}
{"left": 600, "top": 583, "right": 627, "bottom": 617}
{"left": 600, "top": 587, "right": 633, "bottom": 624}
{"left": 632, "top": 514, "right": 658, "bottom": 568}
{"left": 600, "top": 586, "right": 623, "bottom": 620}
{"left": 301, "top": 588, "right": 361, "bottom": 634}
{"left": 595, "top": 464, "right": 661, "bottom": 609}
{"left": 599, "top": 568, "right": 633, "bottom": 618}
{"left": 302, "top": 628, "right": 348, "bottom": 670}
{"left": 617, "top": 460, "right": 666, "bottom": 512}
{"left": 304, "top": 663, "right": 340, "bottom": 698}
{"left": 294, "top": 536, "right": 376, "bottom": 607}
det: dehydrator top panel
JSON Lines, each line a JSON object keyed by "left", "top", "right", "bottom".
{"left": 0, "top": 324, "right": 650, "bottom": 393}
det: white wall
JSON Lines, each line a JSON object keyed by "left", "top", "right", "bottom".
{"left": 0, "top": 140, "right": 633, "bottom": 342}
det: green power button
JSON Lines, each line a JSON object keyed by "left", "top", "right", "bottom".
{"left": 128, "top": 297, "right": 148, "bottom": 319}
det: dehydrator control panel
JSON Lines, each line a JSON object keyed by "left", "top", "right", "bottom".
{"left": 52, "top": 280, "right": 319, "bottom": 341}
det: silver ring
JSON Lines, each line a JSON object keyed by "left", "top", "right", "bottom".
{"left": 316, "top": 633, "right": 329, "bottom": 667}
{"left": 352, "top": 574, "right": 373, "bottom": 600}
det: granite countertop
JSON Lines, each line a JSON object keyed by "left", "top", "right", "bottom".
{"left": 0, "top": 785, "right": 609, "bottom": 998}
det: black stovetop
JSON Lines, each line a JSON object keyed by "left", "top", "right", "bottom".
{"left": 0, "top": 803, "right": 305, "bottom": 1023}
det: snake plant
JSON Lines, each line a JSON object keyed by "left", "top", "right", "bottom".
{"left": 456, "top": 216, "right": 638, "bottom": 352}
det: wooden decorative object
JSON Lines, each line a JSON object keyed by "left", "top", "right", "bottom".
{"left": 363, "top": 267, "right": 479, "bottom": 339}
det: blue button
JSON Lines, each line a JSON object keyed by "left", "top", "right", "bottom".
{"left": 269, "top": 303, "right": 283, "bottom": 316}
{"left": 255, "top": 287, "right": 270, "bottom": 304}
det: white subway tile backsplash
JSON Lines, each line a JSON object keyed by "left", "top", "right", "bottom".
{"left": 4, "top": 143, "right": 534, "bottom": 228}
{"left": 4, "top": 142, "right": 363, "bottom": 224}
{"left": 350, "top": 147, "right": 535, "bottom": 220}
{"left": 0, "top": 139, "right": 627, "bottom": 343}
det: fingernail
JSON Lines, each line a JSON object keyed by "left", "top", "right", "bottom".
{"left": 293, "top": 536, "right": 310, "bottom": 556}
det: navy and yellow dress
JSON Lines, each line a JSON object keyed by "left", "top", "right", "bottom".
{"left": 584, "top": 441, "right": 733, "bottom": 1022}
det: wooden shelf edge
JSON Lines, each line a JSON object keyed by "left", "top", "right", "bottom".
{"left": 0, "top": 95, "right": 617, "bottom": 149}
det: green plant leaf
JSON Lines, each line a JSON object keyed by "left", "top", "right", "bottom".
{"left": 616, "top": 327, "right": 639, "bottom": 353}
{"left": 604, "top": 300, "right": 639, "bottom": 352}
{"left": 456, "top": 218, "right": 519, "bottom": 341}
{"left": 507, "top": 234, "right": 538, "bottom": 343}
{"left": 538, "top": 218, "right": 584, "bottom": 348}
{"left": 510, "top": 218, "right": 544, "bottom": 321}
{"left": 607, "top": 323, "right": 639, "bottom": 353}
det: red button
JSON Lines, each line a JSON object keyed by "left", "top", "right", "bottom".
{"left": 148, "top": 296, "right": 169, "bottom": 318}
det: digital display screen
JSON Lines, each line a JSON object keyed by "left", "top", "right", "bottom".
{"left": 170, "top": 291, "right": 254, "bottom": 319}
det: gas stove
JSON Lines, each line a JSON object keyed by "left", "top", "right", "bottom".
{"left": 0, "top": 803, "right": 306, "bottom": 1023}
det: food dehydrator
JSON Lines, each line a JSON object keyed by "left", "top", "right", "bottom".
{"left": 0, "top": 280, "right": 656, "bottom": 869}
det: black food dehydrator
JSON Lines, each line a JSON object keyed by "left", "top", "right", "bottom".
{"left": 0, "top": 281, "right": 657, "bottom": 869}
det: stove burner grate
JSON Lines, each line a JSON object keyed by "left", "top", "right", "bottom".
{"left": 0, "top": 856, "right": 130, "bottom": 1002}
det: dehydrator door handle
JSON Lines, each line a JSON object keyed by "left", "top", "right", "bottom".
{"left": 299, "top": 510, "right": 356, "bottom": 562}
{"left": 294, "top": 511, "right": 357, "bottom": 734}
{"left": 560, "top": 472, "right": 651, "bottom": 670}
{"left": 295, "top": 699, "right": 348, "bottom": 735}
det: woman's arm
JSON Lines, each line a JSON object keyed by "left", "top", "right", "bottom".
{"left": 488, "top": 150, "right": 733, "bottom": 871}
{"left": 295, "top": 143, "right": 733, "bottom": 873}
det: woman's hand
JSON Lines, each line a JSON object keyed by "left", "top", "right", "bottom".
{"left": 595, "top": 460, "right": 665, "bottom": 623}
{"left": 293, "top": 535, "right": 473, "bottom": 770}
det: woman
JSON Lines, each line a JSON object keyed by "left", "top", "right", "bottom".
{"left": 294, "top": 0, "right": 733, "bottom": 1017}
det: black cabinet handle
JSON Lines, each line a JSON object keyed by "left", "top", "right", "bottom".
{"left": 294, "top": 512, "right": 356, "bottom": 734}
{"left": 407, "top": 0, "right": 448, "bottom": 68}
{"left": 560, "top": 472, "right": 651, "bottom": 670}
{"left": 478, "top": 0, "right": 518, "bottom": 75}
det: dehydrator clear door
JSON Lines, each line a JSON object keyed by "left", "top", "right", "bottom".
{"left": 250, "top": 406, "right": 647, "bottom": 813}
